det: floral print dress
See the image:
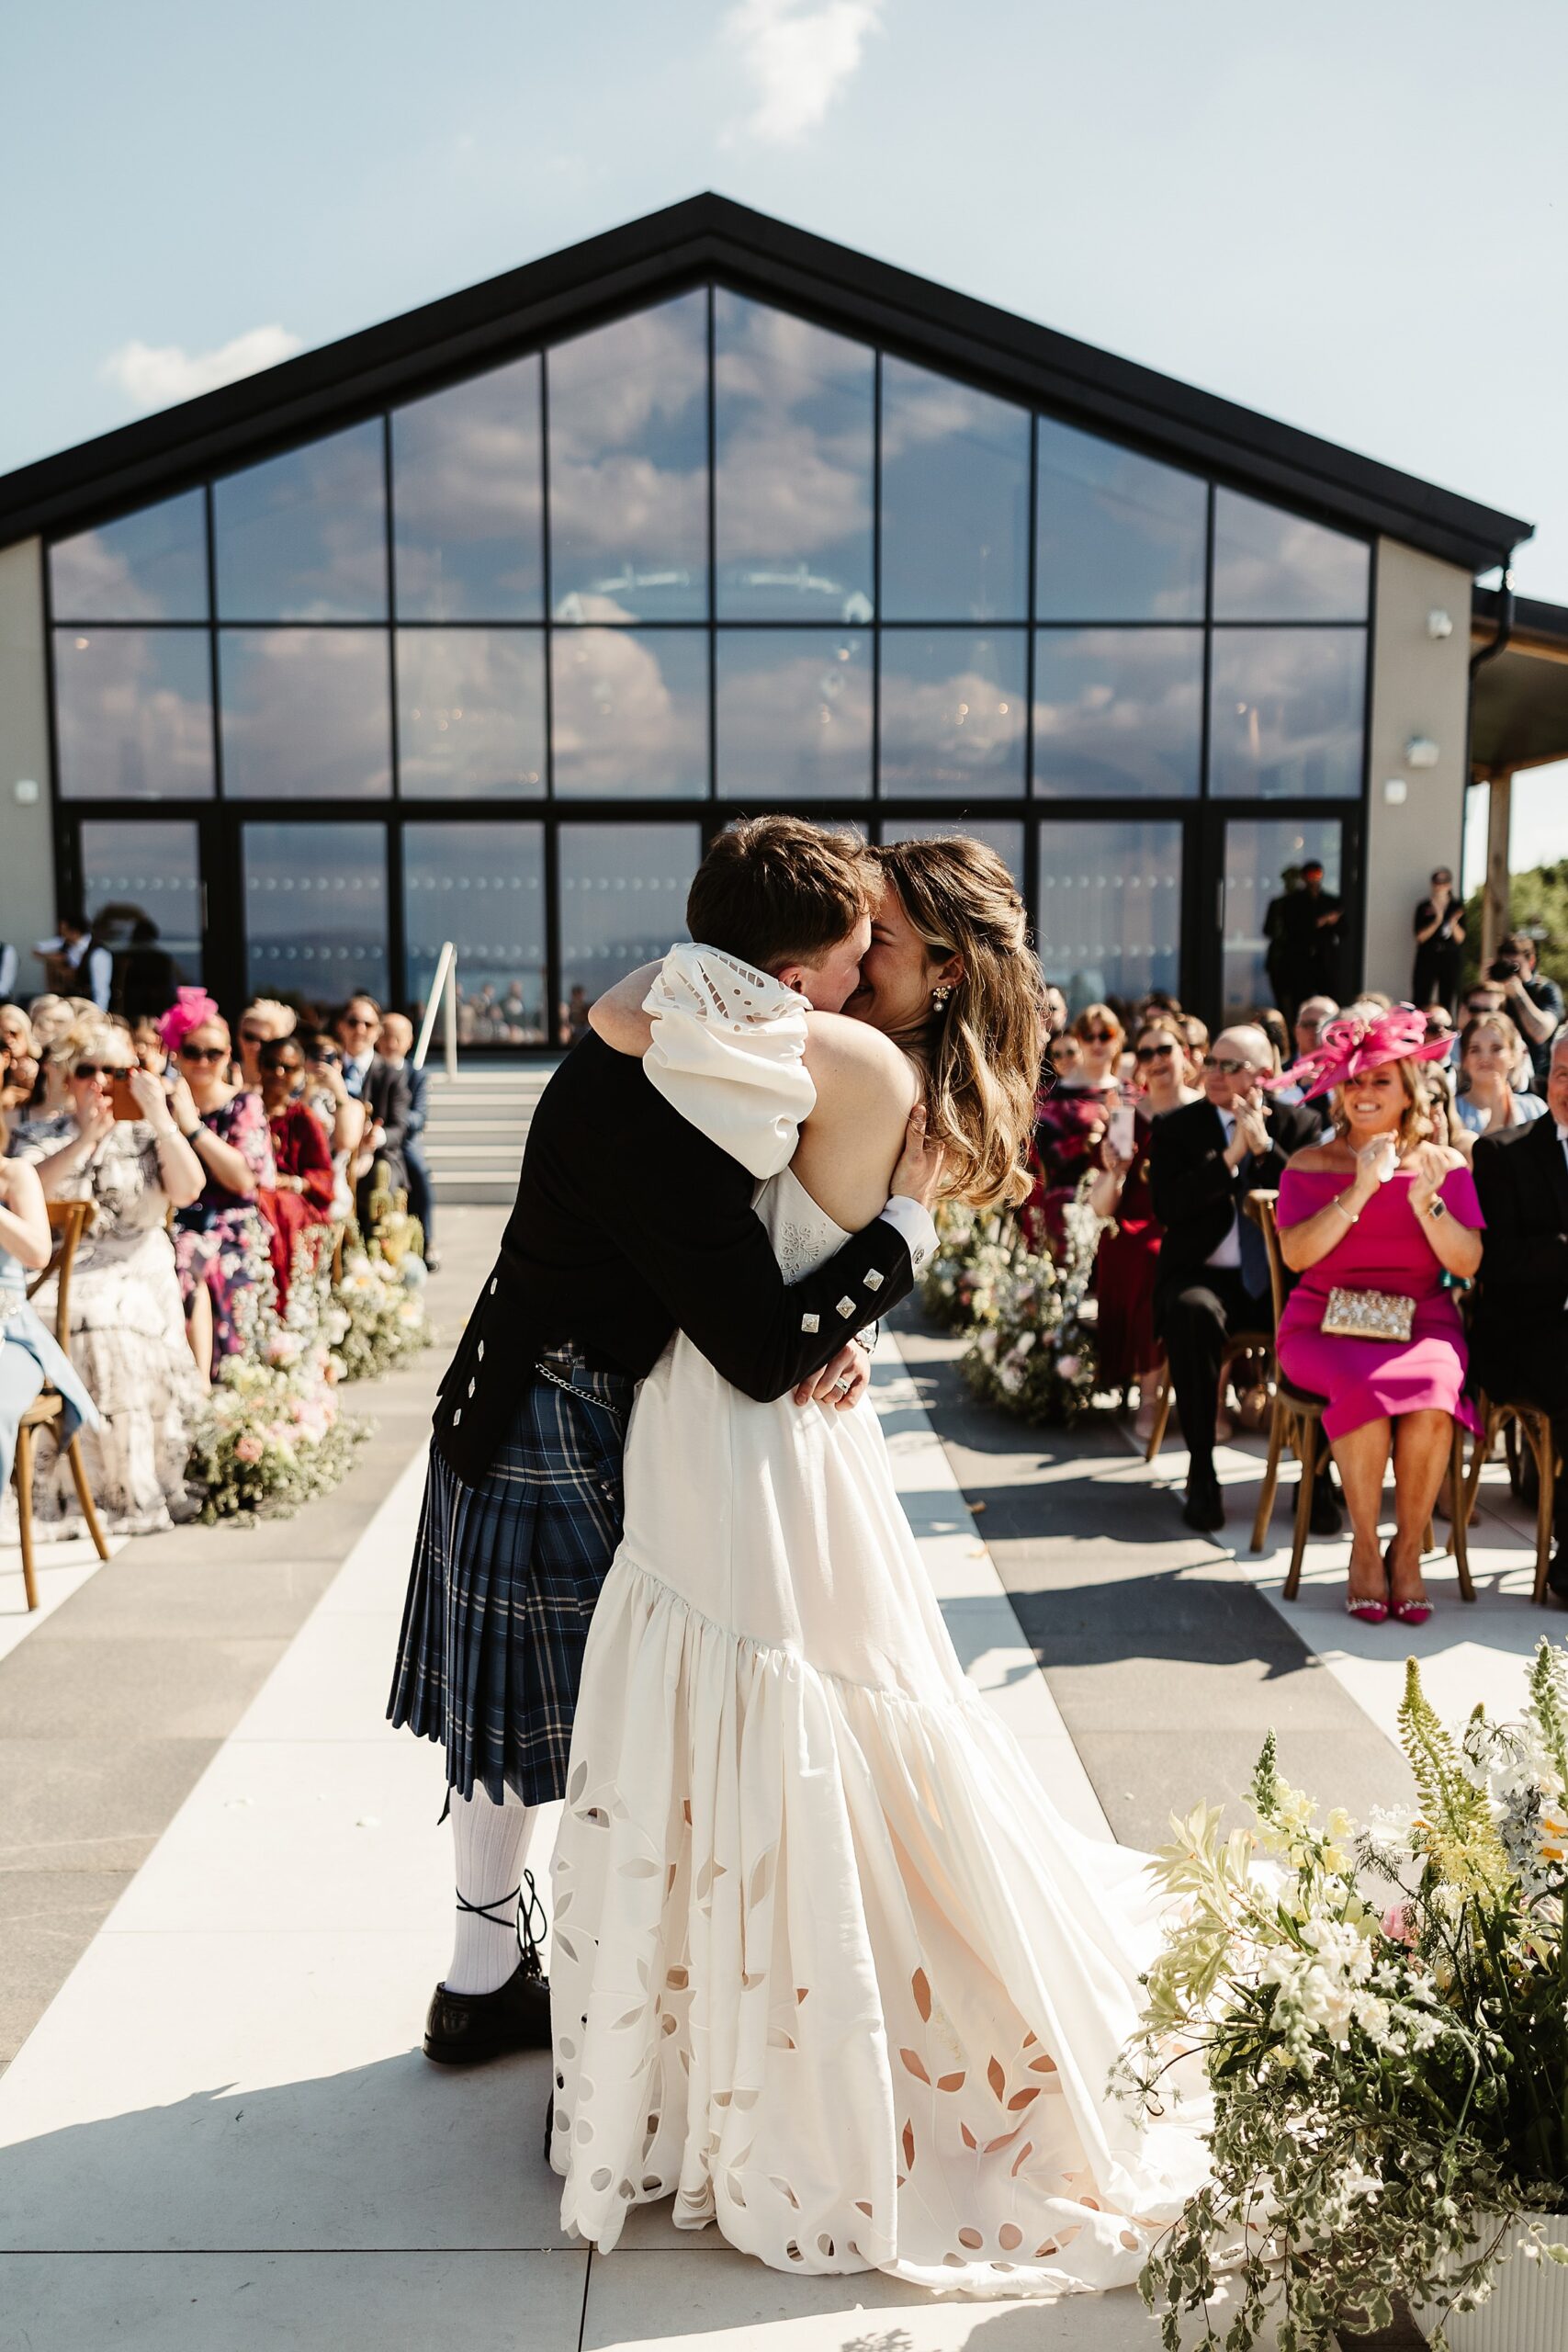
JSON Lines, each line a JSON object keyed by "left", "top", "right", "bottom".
{"left": 175, "top": 1091, "right": 276, "bottom": 1374}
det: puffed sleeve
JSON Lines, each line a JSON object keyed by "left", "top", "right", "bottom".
{"left": 642, "top": 944, "right": 817, "bottom": 1180}
{"left": 1439, "top": 1162, "right": 1485, "bottom": 1228}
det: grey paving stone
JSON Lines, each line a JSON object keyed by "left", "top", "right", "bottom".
{"left": 0, "top": 1634, "right": 290, "bottom": 1741}
{"left": 0, "top": 1870, "right": 131, "bottom": 2062}
{"left": 0, "top": 1738, "right": 218, "bottom": 1873}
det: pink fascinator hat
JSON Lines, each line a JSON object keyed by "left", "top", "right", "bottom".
{"left": 1280, "top": 1002, "right": 1452, "bottom": 1102}
{"left": 157, "top": 987, "right": 223, "bottom": 1056}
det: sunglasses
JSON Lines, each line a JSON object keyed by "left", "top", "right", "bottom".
{"left": 73, "top": 1062, "right": 128, "bottom": 1081}
{"left": 1202, "top": 1056, "right": 1257, "bottom": 1076}
{"left": 1081, "top": 1030, "right": 1117, "bottom": 1046}
{"left": 259, "top": 1054, "right": 301, "bottom": 1072}
{"left": 1134, "top": 1042, "right": 1176, "bottom": 1063}
{"left": 179, "top": 1043, "right": 227, "bottom": 1063}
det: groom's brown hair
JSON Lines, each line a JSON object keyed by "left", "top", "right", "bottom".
{"left": 686, "top": 818, "right": 872, "bottom": 975}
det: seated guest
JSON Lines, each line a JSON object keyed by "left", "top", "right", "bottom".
{"left": 1029, "top": 1001, "right": 1123, "bottom": 1249}
{"left": 378, "top": 1012, "right": 436, "bottom": 1269}
{"left": 236, "top": 997, "right": 297, "bottom": 1091}
{"left": 1089, "top": 1015, "right": 1199, "bottom": 1435}
{"left": 255, "top": 1036, "right": 335, "bottom": 1316}
{"left": 1148, "top": 1023, "right": 1325, "bottom": 1532}
{"left": 1470, "top": 1025, "right": 1568, "bottom": 1599}
{"left": 1454, "top": 1010, "right": 1547, "bottom": 1136}
{"left": 1047, "top": 1029, "right": 1081, "bottom": 1084}
{"left": 0, "top": 1108, "right": 97, "bottom": 1528}
{"left": 336, "top": 993, "right": 411, "bottom": 1228}
{"left": 0, "top": 1002, "right": 39, "bottom": 1122}
{"left": 165, "top": 991, "right": 276, "bottom": 1381}
{"left": 1041, "top": 984, "right": 1069, "bottom": 1040}
{"left": 1291, "top": 996, "right": 1340, "bottom": 1062}
{"left": 10, "top": 1019, "right": 203, "bottom": 1535}
{"left": 1274, "top": 1007, "right": 1482, "bottom": 1623}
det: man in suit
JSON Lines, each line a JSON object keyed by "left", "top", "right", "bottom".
{"left": 336, "top": 992, "right": 412, "bottom": 1228}
{"left": 378, "top": 1012, "right": 436, "bottom": 1269}
{"left": 1149, "top": 1022, "right": 1332, "bottom": 1532}
{"left": 388, "top": 819, "right": 940, "bottom": 2065}
{"left": 1471, "top": 1025, "right": 1568, "bottom": 1599}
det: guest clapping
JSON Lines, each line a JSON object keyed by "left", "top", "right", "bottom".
{"left": 1030, "top": 1003, "right": 1123, "bottom": 1249}
{"left": 1469, "top": 1025, "right": 1568, "bottom": 1599}
{"left": 164, "top": 991, "right": 276, "bottom": 1381}
{"left": 1148, "top": 1026, "right": 1323, "bottom": 1532}
{"left": 10, "top": 1020, "right": 203, "bottom": 1535}
{"left": 255, "top": 1037, "right": 334, "bottom": 1316}
{"left": 1274, "top": 1007, "right": 1483, "bottom": 1623}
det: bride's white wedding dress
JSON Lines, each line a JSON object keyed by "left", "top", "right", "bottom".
{"left": 550, "top": 949, "right": 1207, "bottom": 2297}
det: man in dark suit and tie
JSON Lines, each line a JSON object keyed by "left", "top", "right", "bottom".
{"left": 1149, "top": 1022, "right": 1329, "bottom": 1532}
{"left": 337, "top": 992, "right": 412, "bottom": 1228}
{"left": 1470, "top": 1025, "right": 1568, "bottom": 1598}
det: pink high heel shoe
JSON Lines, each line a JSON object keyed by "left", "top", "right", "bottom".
{"left": 1346, "top": 1594, "right": 1390, "bottom": 1624}
{"left": 1385, "top": 1543, "right": 1431, "bottom": 1627}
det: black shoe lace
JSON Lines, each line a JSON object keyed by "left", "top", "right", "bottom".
{"left": 452, "top": 1868, "right": 548, "bottom": 1983}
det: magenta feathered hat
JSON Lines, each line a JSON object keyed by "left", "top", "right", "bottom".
{"left": 156, "top": 987, "right": 222, "bottom": 1056}
{"left": 1280, "top": 1002, "right": 1452, "bottom": 1102}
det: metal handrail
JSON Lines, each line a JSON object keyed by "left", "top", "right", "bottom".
{"left": 412, "top": 941, "right": 457, "bottom": 1079}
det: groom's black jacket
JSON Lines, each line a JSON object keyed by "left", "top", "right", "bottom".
{"left": 433, "top": 1032, "right": 918, "bottom": 1486}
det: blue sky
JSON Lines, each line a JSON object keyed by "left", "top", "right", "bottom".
{"left": 5, "top": 0, "right": 1566, "bottom": 858}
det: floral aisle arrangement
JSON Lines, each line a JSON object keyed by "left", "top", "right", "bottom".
{"left": 961, "top": 1177, "right": 1108, "bottom": 1425}
{"left": 186, "top": 1261, "right": 362, "bottom": 1524}
{"left": 918, "top": 1201, "right": 1019, "bottom": 1331}
{"left": 1120, "top": 1645, "right": 1568, "bottom": 2352}
{"left": 327, "top": 1242, "right": 432, "bottom": 1384}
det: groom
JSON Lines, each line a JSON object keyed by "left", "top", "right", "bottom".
{"left": 389, "top": 817, "right": 941, "bottom": 2064}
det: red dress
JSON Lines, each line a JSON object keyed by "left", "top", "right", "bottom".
{"left": 1094, "top": 1107, "right": 1161, "bottom": 1391}
{"left": 258, "top": 1100, "right": 335, "bottom": 1313}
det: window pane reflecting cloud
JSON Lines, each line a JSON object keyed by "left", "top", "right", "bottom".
{"left": 404, "top": 821, "right": 547, "bottom": 1042}
{"left": 397, "top": 629, "right": 545, "bottom": 798}
{"left": 880, "top": 357, "right": 1030, "bottom": 621}
{"left": 1208, "top": 628, "right": 1365, "bottom": 798}
{"left": 548, "top": 294, "right": 708, "bottom": 622}
{"left": 716, "top": 292, "right": 874, "bottom": 621}
{"left": 1037, "top": 820, "right": 1182, "bottom": 1002}
{"left": 558, "top": 822, "right": 700, "bottom": 1043}
{"left": 879, "top": 631, "right": 1025, "bottom": 798}
{"left": 550, "top": 628, "right": 708, "bottom": 798}
{"left": 54, "top": 628, "right": 214, "bottom": 800}
{"left": 51, "top": 489, "right": 209, "bottom": 621}
{"left": 243, "top": 821, "right": 389, "bottom": 1001}
{"left": 880, "top": 816, "right": 1024, "bottom": 892}
{"left": 219, "top": 629, "right": 391, "bottom": 799}
{"left": 80, "top": 819, "right": 204, "bottom": 991}
{"left": 716, "top": 629, "right": 871, "bottom": 799}
{"left": 393, "top": 357, "right": 543, "bottom": 620}
{"left": 1032, "top": 628, "right": 1202, "bottom": 798}
{"left": 1036, "top": 419, "right": 1206, "bottom": 621}
{"left": 1213, "top": 490, "right": 1369, "bottom": 621}
{"left": 215, "top": 421, "right": 387, "bottom": 620}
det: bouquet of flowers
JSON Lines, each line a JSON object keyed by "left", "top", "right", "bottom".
{"left": 961, "top": 1176, "right": 1107, "bottom": 1424}
{"left": 919, "top": 1201, "right": 1019, "bottom": 1331}
{"left": 186, "top": 1349, "right": 363, "bottom": 1523}
{"left": 1121, "top": 1645, "right": 1568, "bottom": 2350}
{"left": 328, "top": 1243, "right": 432, "bottom": 1383}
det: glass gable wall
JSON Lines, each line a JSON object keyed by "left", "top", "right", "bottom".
{"left": 46, "top": 283, "right": 1371, "bottom": 1036}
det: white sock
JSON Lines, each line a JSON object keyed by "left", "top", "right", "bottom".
{"left": 446, "top": 1783, "right": 540, "bottom": 1996}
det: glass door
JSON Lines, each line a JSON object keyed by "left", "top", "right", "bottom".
{"left": 1216, "top": 812, "right": 1355, "bottom": 1023}
{"left": 240, "top": 820, "right": 389, "bottom": 1007}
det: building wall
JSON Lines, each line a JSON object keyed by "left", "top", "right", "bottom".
{"left": 0, "top": 539, "right": 56, "bottom": 1001}
{"left": 1364, "top": 538, "right": 1472, "bottom": 999}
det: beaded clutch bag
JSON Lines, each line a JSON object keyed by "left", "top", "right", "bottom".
{"left": 1322, "top": 1285, "right": 1415, "bottom": 1343}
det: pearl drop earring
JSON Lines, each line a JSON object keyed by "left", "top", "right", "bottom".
{"left": 931, "top": 984, "right": 952, "bottom": 1008}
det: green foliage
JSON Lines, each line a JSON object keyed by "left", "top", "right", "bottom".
{"left": 1461, "top": 858, "right": 1568, "bottom": 994}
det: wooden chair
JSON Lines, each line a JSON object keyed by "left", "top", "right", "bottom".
{"left": 11, "top": 1200, "right": 110, "bottom": 1611}
{"left": 1141, "top": 1327, "right": 1273, "bottom": 1464}
{"left": 1457, "top": 1393, "right": 1559, "bottom": 1604}
{"left": 1246, "top": 1189, "right": 1473, "bottom": 1603}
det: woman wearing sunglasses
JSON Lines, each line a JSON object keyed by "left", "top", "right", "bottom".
{"left": 1026, "top": 1001, "right": 1125, "bottom": 1252}
{"left": 163, "top": 990, "right": 276, "bottom": 1382}
{"left": 8, "top": 1017, "right": 204, "bottom": 1535}
{"left": 1089, "top": 1015, "right": 1200, "bottom": 1433}
{"left": 255, "top": 1039, "right": 335, "bottom": 1314}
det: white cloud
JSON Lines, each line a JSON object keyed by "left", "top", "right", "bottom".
{"left": 723, "top": 0, "right": 885, "bottom": 146}
{"left": 101, "top": 323, "right": 304, "bottom": 412}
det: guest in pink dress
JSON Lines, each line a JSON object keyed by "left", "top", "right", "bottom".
{"left": 1276, "top": 1006, "right": 1484, "bottom": 1626}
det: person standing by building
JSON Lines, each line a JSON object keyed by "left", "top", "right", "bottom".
{"left": 36, "top": 913, "right": 112, "bottom": 1012}
{"left": 1264, "top": 861, "right": 1341, "bottom": 1025}
{"left": 1412, "top": 868, "right": 1465, "bottom": 1015}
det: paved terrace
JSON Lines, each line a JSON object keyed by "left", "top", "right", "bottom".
{"left": 0, "top": 1204, "right": 1550, "bottom": 2350}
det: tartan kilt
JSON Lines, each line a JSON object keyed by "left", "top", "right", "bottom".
{"left": 388, "top": 1351, "right": 633, "bottom": 1806}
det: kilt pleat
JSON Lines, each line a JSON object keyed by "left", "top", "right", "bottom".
{"left": 389, "top": 1359, "right": 630, "bottom": 1806}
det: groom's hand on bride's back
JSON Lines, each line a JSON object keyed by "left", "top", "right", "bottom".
{"left": 890, "top": 1104, "right": 944, "bottom": 1214}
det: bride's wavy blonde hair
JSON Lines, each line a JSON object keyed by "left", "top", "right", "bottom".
{"left": 874, "top": 838, "right": 1043, "bottom": 1210}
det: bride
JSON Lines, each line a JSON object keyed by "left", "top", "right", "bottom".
{"left": 549, "top": 836, "right": 1208, "bottom": 2296}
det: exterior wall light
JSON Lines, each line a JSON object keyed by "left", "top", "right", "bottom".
{"left": 1427, "top": 609, "right": 1454, "bottom": 639}
{"left": 1382, "top": 778, "right": 1409, "bottom": 805}
{"left": 1404, "top": 736, "right": 1440, "bottom": 768}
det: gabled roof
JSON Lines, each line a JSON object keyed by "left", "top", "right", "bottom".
{"left": 0, "top": 192, "right": 1533, "bottom": 573}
